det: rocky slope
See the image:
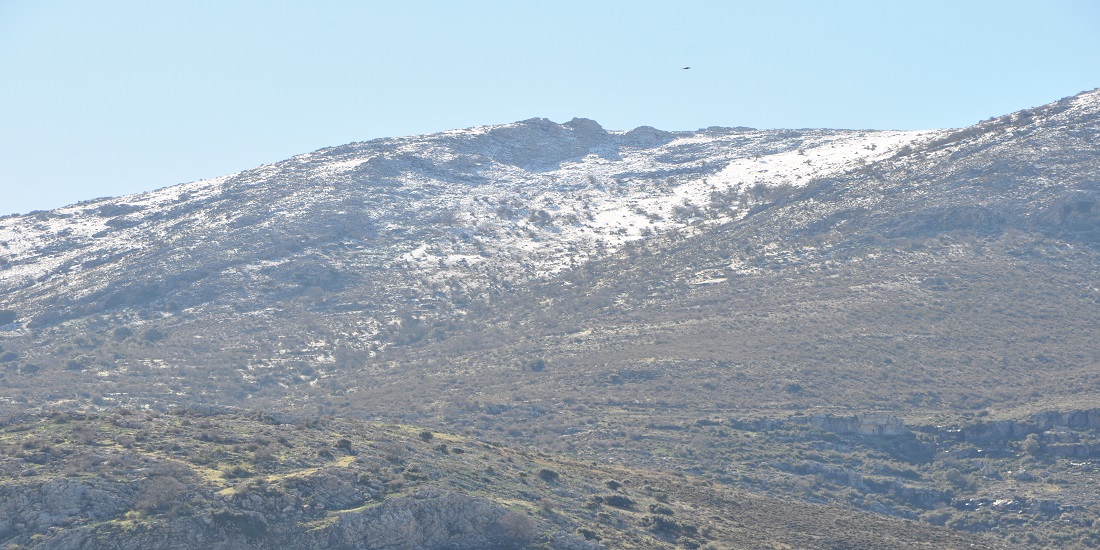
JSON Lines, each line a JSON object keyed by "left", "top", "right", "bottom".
{"left": 395, "top": 88, "right": 1100, "bottom": 418}
{"left": 1, "top": 88, "right": 1099, "bottom": 547}
{"left": 0, "top": 115, "right": 934, "bottom": 409}
{"left": 305, "top": 88, "right": 1100, "bottom": 545}
{"left": 0, "top": 119, "right": 931, "bottom": 330}
{"left": 0, "top": 409, "right": 1002, "bottom": 549}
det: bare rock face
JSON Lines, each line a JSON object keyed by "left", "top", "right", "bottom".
{"left": 11, "top": 486, "right": 600, "bottom": 550}
{"left": 452, "top": 117, "right": 612, "bottom": 171}
{"left": 319, "top": 490, "right": 594, "bottom": 549}
{"left": 797, "top": 413, "right": 909, "bottom": 437}
{"left": 327, "top": 491, "right": 533, "bottom": 549}
{"left": 0, "top": 478, "right": 132, "bottom": 543}
{"left": 949, "top": 408, "right": 1100, "bottom": 445}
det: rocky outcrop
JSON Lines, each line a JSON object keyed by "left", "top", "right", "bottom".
{"left": 453, "top": 117, "right": 613, "bottom": 171}
{"left": 792, "top": 413, "right": 909, "bottom": 437}
{"left": 325, "top": 490, "right": 575, "bottom": 549}
{"left": 5, "top": 486, "right": 601, "bottom": 550}
{"left": 789, "top": 461, "right": 950, "bottom": 513}
{"left": 0, "top": 478, "right": 133, "bottom": 543}
{"left": 940, "top": 408, "right": 1100, "bottom": 445}
{"left": 1045, "top": 442, "right": 1100, "bottom": 459}
{"left": 1033, "top": 409, "right": 1100, "bottom": 430}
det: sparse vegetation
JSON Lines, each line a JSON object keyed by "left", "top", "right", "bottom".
{"left": 0, "top": 409, "right": 997, "bottom": 548}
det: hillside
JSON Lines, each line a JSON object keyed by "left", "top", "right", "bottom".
{"left": 385, "top": 88, "right": 1100, "bottom": 420}
{"left": 1, "top": 89, "right": 1099, "bottom": 547}
{"left": 325, "top": 89, "right": 1100, "bottom": 545}
{"left": 0, "top": 408, "right": 1000, "bottom": 549}
{"left": 0, "top": 115, "right": 932, "bottom": 411}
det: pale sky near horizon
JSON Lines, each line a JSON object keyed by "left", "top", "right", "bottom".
{"left": 1, "top": 0, "right": 1098, "bottom": 216}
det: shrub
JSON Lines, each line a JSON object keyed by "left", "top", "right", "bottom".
{"left": 142, "top": 328, "right": 166, "bottom": 342}
{"left": 381, "top": 442, "right": 408, "bottom": 463}
{"left": 537, "top": 468, "right": 559, "bottom": 482}
{"left": 1022, "top": 433, "right": 1042, "bottom": 455}
{"left": 578, "top": 528, "right": 600, "bottom": 541}
{"left": 253, "top": 447, "right": 275, "bottom": 464}
{"left": 646, "top": 515, "right": 697, "bottom": 537}
{"left": 944, "top": 468, "right": 971, "bottom": 489}
{"left": 212, "top": 510, "right": 268, "bottom": 538}
{"left": 603, "top": 495, "right": 635, "bottom": 510}
{"left": 491, "top": 510, "right": 539, "bottom": 547}
{"left": 134, "top": 476, "right": 186, "bottom": 512}
{"left": 222, "top": 464, "right": 254, "bottom": 479}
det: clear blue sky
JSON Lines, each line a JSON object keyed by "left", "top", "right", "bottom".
{"left": 2, "top": 0, "right": 1098, "bottom": 216}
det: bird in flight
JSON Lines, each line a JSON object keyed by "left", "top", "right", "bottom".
{"left": 682, "top": 66, "right": 691, "bottom": 70}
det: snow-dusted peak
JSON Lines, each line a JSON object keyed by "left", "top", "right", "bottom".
{"left": 0, "top": 113, "right": 950, "bottom": 341}
{"left": 1, "top": 89, "right": 1096, "bottom": 402}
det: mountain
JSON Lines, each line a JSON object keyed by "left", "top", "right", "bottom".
{"left": 2, "top": 89, "right": 1099, "bottom": 548}
{"left": 391, "top": 88, "right": 1100, "bottom": 420}
{"left": 0, "top": 117, "right": 933, "bottom": 407}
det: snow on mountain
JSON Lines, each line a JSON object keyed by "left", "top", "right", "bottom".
{"left": 4, "top": 90, "right": 1100, "bottom": 550}
{"left": 0, "top": 117, "right": 962, "bottom": 396}
{"left": 0, "top": 120, "right": 941, "bottom": 325}
{"left": 0, "top": 88, "right": 1096, "bottom": 416}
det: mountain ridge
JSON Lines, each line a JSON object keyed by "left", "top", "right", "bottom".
{"left": 0, "top": 116, "right": 936, "bottom": 342}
